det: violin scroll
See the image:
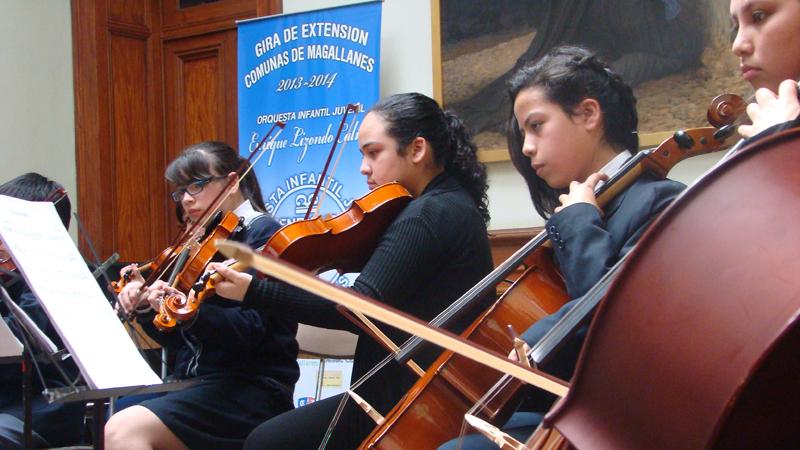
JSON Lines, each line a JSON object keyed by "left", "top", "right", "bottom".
{"left": 152, "top": 211, "right": 243, "bottom": 331}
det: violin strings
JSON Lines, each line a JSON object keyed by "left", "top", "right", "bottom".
{"left": 239, "top": 126, "right": 285, "bottom": 182}
{"left": 317, "top": 391, "right": 349, "bottom": 449}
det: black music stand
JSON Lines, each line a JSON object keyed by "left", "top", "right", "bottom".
{"left": 0, "top": 284, "right": 195, "bottom": 450}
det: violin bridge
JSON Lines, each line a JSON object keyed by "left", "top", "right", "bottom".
{"left": 513, "top": 337, "right": 532, "bottom": 369}
{"left": 464, "top": 414, "right": 528, "bottom": 450}
{"left": 347, "top": 389, "right": 384, "bottom": 425}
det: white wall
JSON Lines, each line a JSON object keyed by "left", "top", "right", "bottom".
{"left": 0, "top": 0, "right": 76, "bottom": 236}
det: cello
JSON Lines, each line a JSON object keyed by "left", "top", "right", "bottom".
{"left": 358, "top": 125, "right": 735, "bottom": 449}
{"left": 217, "top": 126, "right": 800, "bottom": 450}
{"left": 523, "top": 124, "right": 800, "bottom": 449}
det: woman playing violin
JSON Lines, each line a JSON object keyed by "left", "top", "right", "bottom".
{"left": 200, "top": 93, "right": 494, "bottom": 449}
{"left": 106, "top": 141, "right": 300, "bottom": 450}
{"left": 439, "top": 45, "right": 687, "bottom": 449}
{"left": 732, "top": 0, "right": 800, "bottom": 138}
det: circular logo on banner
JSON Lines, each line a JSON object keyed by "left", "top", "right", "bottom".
{"left": 266, "top": 172, "right": 352, "bottom": 225}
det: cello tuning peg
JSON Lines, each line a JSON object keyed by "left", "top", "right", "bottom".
{"left": 673, "top": 130, "right": 695, "bottom": 150}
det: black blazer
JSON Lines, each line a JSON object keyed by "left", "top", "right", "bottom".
{"left": 546, "top": 173, "right": 686, "bottom": 299}
{"left": 521, "top": 173, "right": 685, "bottom": 381}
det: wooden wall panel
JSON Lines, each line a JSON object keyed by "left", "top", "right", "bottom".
{"left": 73, "top": 0, "right": 281, "bottom": 260}
{"left": 163, "top": 31, "right": 238, "bottom": 164}
{"left": 488, "top": 227, "right": 543, "bottom": 295}
{"left": 109, "top": 34, "right": 155, "bottom": 259}
{"left": 109, "top": 0, "right": 147, "bottom": 26}
{"left": 161, "top": 0, "right": 255, "bottom": 35}
{"left": 73, "top": 0, "right": 114, "bottom": 259}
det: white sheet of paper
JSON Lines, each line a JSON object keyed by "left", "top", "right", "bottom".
{"left": 0, "top": 195, "right": 161, "bottom": 389}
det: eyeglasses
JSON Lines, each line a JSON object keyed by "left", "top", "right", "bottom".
{"left": 170, "top": 176, "right": 226, "bottom": 202}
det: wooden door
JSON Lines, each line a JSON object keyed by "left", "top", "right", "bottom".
{"left": 72, "top": 0, "right": 280, "bottom": 261}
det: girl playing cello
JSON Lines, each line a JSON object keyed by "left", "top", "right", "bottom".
{"left": 204, "top": 93, "right": 494, "bottom": 449}
{"left": 106, "top": 141, "right": 299, "bottom": 450}
{"left": 440, "top": 45, "right": 686, "bottom": 449}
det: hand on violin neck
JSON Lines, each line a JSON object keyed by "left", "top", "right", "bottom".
{"left": 119, "top": 264, "right": 145, "bottom": 284}
{"left": 117, "top": 280, "right": 147, "bottom": 315}
{"left": 554, "top": 172, "right": 608, "bottom": 214}
{"left": 206, "top": 262, "right": 251, "bottom": 302}
{"left": 146, "top": 280, "right": 183, "bottom": 311}
{"left": 738, "top": 79, "right": 800, "bottom": 138}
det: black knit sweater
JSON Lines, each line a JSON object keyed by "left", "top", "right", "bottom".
{"left": 242, "top": 172, "right": 494, "bottom": 414}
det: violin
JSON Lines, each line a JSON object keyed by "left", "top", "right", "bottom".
{"left": 263, "top": 182, "right": 412, "bottom": 274}
{"left": 110, "top": 245, "right": 177, "bottom": 294}
{"left": 153, "top": 211, "right": 243, "bottom": 330}
{"left": 159, "top": 260, "right": 250, "bottom": 327}
{"left": 113, "top": 122, "right": 284, "bottom": 325}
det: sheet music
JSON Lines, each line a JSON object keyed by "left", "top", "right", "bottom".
{"left": 0, "top": 195, "right": 161, "bottom": 389}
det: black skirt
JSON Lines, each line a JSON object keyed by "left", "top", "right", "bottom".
{"left": 141, "top": 372, "right": 293, "bottom": 450}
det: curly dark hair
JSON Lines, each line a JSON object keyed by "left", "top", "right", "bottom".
{"left": 369, "top": 93, "right": 490, "bottom": 224}
{"left": 165, "top": 141, "right": 267, "bottom": 212}
{"left": 507, "top": 45, "right": 638, "bottom": 218}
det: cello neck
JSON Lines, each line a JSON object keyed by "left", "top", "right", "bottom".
{"left": 395, "top": 126, "right": 734, "bottom": 365}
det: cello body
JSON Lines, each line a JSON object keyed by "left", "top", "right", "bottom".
{"left": 360, "top": 248, "right": 568, "bottom": 449}
{"left": 539, "top": 128, "right": 800, "bottom": 449}
{"left": 359, "top": 127, "right": 735, "bottom": 450}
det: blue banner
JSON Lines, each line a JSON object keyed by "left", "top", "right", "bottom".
{"left": 237, "top": 1, "right": 382, "bottom": 229}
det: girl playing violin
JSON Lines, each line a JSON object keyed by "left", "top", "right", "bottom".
{"left": 203, "top": 92, "right": 494, "bottom": 449}
{"left": 439, "top": 45, "right": 687, "bottom": 449}
{"left": 732, "top": 0, "right": 800, "bottom": 138}
{"left": 106, "top": 141, "right": 300, "bottom": 450}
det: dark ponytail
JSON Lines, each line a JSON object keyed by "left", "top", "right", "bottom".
{"left": 370, "top": 93, "right": 490, "bottom": 224}
{"left": 507, "top": 45, "right": 638, "bottom": 218}
{"left": 165, "top": 141, "right": 267, "bottom": 212}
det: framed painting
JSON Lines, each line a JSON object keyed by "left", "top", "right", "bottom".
{"left": 433, "top": 0, "right": 749, "bottom": 162}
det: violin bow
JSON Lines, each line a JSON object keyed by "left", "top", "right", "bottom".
{"left": 144, "top": 121, "right": 285, "bottom": 287}
{"left": 304, "top": 103, "right": 360, "bottom": 220}
{"left": 215, "top": 239, "right": 569, "bottom": 397}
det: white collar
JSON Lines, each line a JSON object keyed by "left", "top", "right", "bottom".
{"left": 233, "top": 200, "right": 263, "bottom": 226}
{"left": 596, "top": 150, "right": 632, "bottom": 189}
